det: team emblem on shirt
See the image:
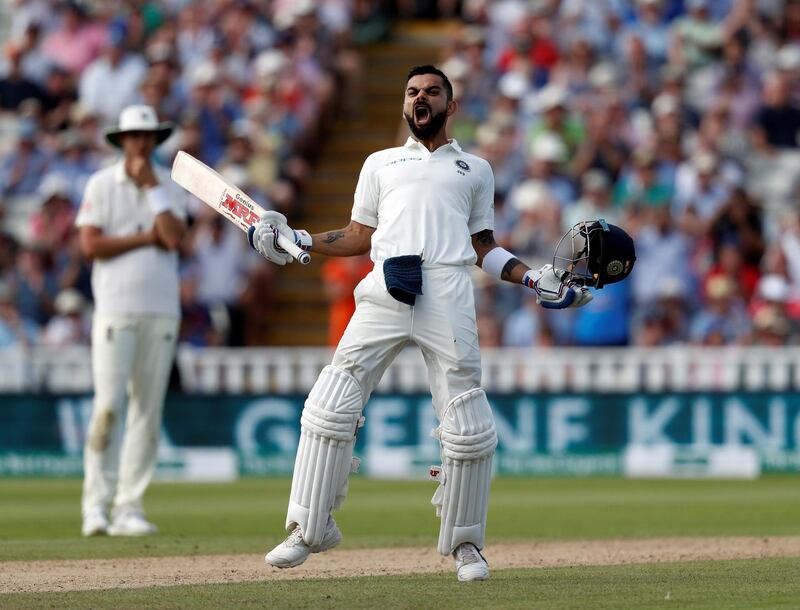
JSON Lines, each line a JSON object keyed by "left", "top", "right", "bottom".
{"left": 454, "top": 159, "right": 471, "bottom": 172}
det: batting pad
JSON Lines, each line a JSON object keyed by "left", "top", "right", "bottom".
{"left": 432, "top": 388, "right": 497, "bottom": 555}
{"left": 286, "top": 365, "right": 364, "bottom": 548}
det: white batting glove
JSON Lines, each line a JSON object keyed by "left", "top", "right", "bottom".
{"left": 523, "top": 264, "right": 593, "bottom": 310}
{"left": 247, "top": 211, "right": 311, "bottom": 266}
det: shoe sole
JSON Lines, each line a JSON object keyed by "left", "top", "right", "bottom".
{"left": 457, "top": 566, "right": 490, "bottom": 582}
{"left": 107, "top": 528, "right": 157, "bottom": 537}
{"left": 265, "top": 553, "right": 310, "bottom": 569}
{"left": 265, "top": 528, "right": 342, "bottom": 569}
{"left": 82, "top": 527, "right": 107, "bottom": 537}
{"left": 458, "top": 572, "right": 490, "bottom": 582}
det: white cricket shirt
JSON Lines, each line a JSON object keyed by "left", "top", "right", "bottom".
{"left": 75, "top": 161, "right": 187, "bottom": 317}
{"left": 351, "top": 138, "right": 495, "bottom": 266}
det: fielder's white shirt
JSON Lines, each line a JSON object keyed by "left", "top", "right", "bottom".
{"left": 351, "top": 137, "right": 495, "bottom": 266}
{"left": 75, "top": 161, "right": 187, "bottom": 317}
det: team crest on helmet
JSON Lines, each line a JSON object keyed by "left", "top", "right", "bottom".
{"left": 607, "top": 260, "right": 624, "bottom": 276}
{"left": 454, "top": 159, "right": 470, "bottom": 172}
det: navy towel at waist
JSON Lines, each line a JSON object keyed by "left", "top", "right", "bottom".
{"left": 383, "top": 255, "right": 423, "bottom": 306}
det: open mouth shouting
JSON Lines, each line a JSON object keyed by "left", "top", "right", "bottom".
{"left": 414, "top": 103, "right": 431, "bottom": 126}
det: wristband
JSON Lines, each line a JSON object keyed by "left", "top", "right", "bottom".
{"left": 522, "top": 269, "right": 538, "bottom": 289}
{"left": 481, "top": 247, "right": 516, "bottom": 279}
{"left": 146, "top": 186, "right": 173, "bottom": 216}
{"left": 294, "top": 229, "right": 312, "bottom": 251}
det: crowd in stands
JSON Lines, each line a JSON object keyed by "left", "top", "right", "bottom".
{"left": 439, "top": 0, "right": 800, "bottom": 348}
{"left": 2, "top": 0, "right": 800, "bottom": 350}
{"left": 0, "top": 0, "right": 370, "bottom": 348}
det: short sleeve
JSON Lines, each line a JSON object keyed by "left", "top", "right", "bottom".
{"left": 75, "top": 174, "right": 105, "bottom": 228}
{"left": 351, "top": 154, "right": 380, "bottom": 228}
{"left": 468, "top": 160, "right": 495, "bottom": 234}
{"left": 162, "top": 172, "right": 189, "bottom": 221}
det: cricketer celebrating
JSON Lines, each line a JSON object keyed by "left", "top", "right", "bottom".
{"left": 77, "top": 105, "right": 187, "bottom": 537}
{"left": 248, "top": 66, "right": 593, "bottom": 581}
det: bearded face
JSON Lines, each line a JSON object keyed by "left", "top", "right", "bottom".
{"left": 403, "top": 73, "right": 453, "bottom": 141}
{"left": 404, "top": 102, "right": 448, "bottom": 140}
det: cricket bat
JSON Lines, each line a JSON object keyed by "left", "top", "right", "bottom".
{"left": 170, "top": 151, "right": 310, "bottom": 264}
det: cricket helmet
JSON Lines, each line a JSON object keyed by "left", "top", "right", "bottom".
{"left": 554, "top": 219, "right": 636, "bottom": 289}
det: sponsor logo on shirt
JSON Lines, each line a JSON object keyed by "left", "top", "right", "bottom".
{"left": 454, "top": 159, "right": 470, "bottom": 175}
{"left": 386, "top": 157, "right": 423, "bottom": 166}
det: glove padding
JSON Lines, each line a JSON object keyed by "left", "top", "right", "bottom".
{"left": 247, "top": 211, "right": 294, "bottom": 265}
{"left": 527, "top": 264, "right": 593, "bottom": 310}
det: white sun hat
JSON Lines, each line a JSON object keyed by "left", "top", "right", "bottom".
{"left": 103, "top": 104, "right": 173, "bottom": 149}
{"left": 512, "top": 179, "right": 553, "bottom": 213}
{"left": 530, "top": 132, "right": 567, "bottom": 163}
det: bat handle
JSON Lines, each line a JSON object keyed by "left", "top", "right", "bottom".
{"left": 276, "top": 233, "right": 311, "bottom": 265}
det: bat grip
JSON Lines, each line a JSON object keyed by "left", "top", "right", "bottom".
{"left": 276, "top": 233, "right": 311, "bottom": 265}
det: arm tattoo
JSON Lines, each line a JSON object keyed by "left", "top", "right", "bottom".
{"left": 474, "top": 229, "right": 495, "bottom": 246}
{"left": 500, "top": 258, "right": 523, "bottom": 281}
{"left": 322, "top": 231, "right": 345, "bottom": 244}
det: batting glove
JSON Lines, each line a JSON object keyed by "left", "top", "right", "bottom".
{"left": 247, "top": 211, "right": 294, "bottom": 265}
{"left": 524, "top": 264, "right": 593, "bottom": 310}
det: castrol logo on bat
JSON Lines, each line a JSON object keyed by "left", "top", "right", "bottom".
{"left": 219, "top": 190, "right": 260, "bottom": 227}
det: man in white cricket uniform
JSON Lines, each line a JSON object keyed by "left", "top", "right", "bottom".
{"left": 249, "top": 66, "right": 592, "bottom": 581}
{"left": 76, "top": 105, "right": 187, "bottom": 537}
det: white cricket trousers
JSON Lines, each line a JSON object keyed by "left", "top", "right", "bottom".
{"left": 82, "top": 313, "right": 179, "bottom": 516}
{"left": 333, "top": 263, "right": 482, "bottom": 417}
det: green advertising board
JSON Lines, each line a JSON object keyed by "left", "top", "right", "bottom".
{"left": 1, "top": 392, "right": 798, "bottom": 477}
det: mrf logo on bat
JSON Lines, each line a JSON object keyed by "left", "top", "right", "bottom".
{"left": 219, "top": 190, "right": 259, "bottom": 227}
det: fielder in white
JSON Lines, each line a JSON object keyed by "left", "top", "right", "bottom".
{"left": 248, "top": 66, "right": 592, "bottom": 581}
{"left": 77, "top": 105, "right": 187, "bottom": 537}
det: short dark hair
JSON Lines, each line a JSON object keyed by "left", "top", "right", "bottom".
{"left": 406, "top": 65, "right": 453, "bottom": 101}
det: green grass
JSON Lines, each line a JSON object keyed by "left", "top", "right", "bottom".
{"left": 2, "top": 559, "right": 799, "bottom": 609}
{"left": 0, "top": 476, "right": 799, "bottom": 562}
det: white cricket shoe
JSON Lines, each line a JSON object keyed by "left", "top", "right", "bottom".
{"left": 81, "top": 507, "right": 109, "bottom": 537}
{"left": 453, "top": 543, "right": 490, "bottom": 582}
{"left": 107, "top": 507, "right": 158, "bottom": 536}
{"left": 265, "top": 516, "right": 342, "bottom": 569}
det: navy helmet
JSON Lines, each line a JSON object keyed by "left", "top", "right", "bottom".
{"left": 554, "top": 219, "right": 636, "bottom": 289}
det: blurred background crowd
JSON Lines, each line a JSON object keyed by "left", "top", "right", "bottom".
{"left": 1, "top": 0, "right": 800, "bottom": 350}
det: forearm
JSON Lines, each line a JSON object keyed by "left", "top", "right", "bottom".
{"left": 473, "top": 229, "right": 531, "bottom": 285}
{"left": 147, "top": 185, "right": 185, "bottom": 250}
{"left": 153, "top": 212, "right": 186, "bottom": 251}
{"left": 310, "top": 221, "right": 373, "bottom": 257}
{"left": 80, "top": 230, "right": 155, "bottom": 260}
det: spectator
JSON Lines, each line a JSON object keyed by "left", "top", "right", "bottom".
{"left": 79, "top": 19, "right": 148, "bottom": 124}
{"left": 525, "top": 133, "right": 576, "bottom": 207}
{"left": 322, "top": 253, "right": 373, "bottom": 346}
{"left": 753, "top": 71, "right": 800, "bottom": 149}
{"left": 41, "top": 1, "right": 106, "bottom": 76}
{"left": 0, "top": 42, "right": 48, "bottom": 110}
{"left": 622, "top": 0, "right": 670, "bottom": 65}
{"left": 0, "top": 280, "right": 39, "bottom": 347}
{"left": 0, "top": 119, "right": 49, "bottom": 197}
{"left": 29, "top": 173, "right": 76, "bottom": 250}
{"left": 186, "top": 208, "right": 254, "bottom": 346}
{"left": 41, "top": 287, "right": 89, "bottom": 346}
{"left": 528, "top": 85, "right": 585, "bottom": 161}
{"left": 502, "top": 295, "right": 545, "bottom": 347}
{"left": 506, "top": 179, "right": 562, "bottom": 261}
{"left": 573, "top": 279, "right": 633, "bottom": 346}
{"left": 631, "top": 207, "right": 697, "bottom": 308}
{"left": 689, "top": 275, "right": 751, "bottom": 344}
{"left": 563, "top": 169, "right": 620, "bottom": 230}
{"left": 750, "top": 307, "right": 792, "bottom": 346}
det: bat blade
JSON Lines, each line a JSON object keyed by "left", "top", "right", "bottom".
{"left": 171, "top": 151, "right": 310, "bottom": 264}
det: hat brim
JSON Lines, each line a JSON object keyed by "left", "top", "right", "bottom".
{"left": 104, "top": 123, "right": 174, "bottom": 149}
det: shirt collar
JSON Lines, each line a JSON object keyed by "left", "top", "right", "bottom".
{"left": 403, "top": 137, "right": 462, "bottom": 153}
{"left": 113, "top": 160, "right": 130, "bottom": 184}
